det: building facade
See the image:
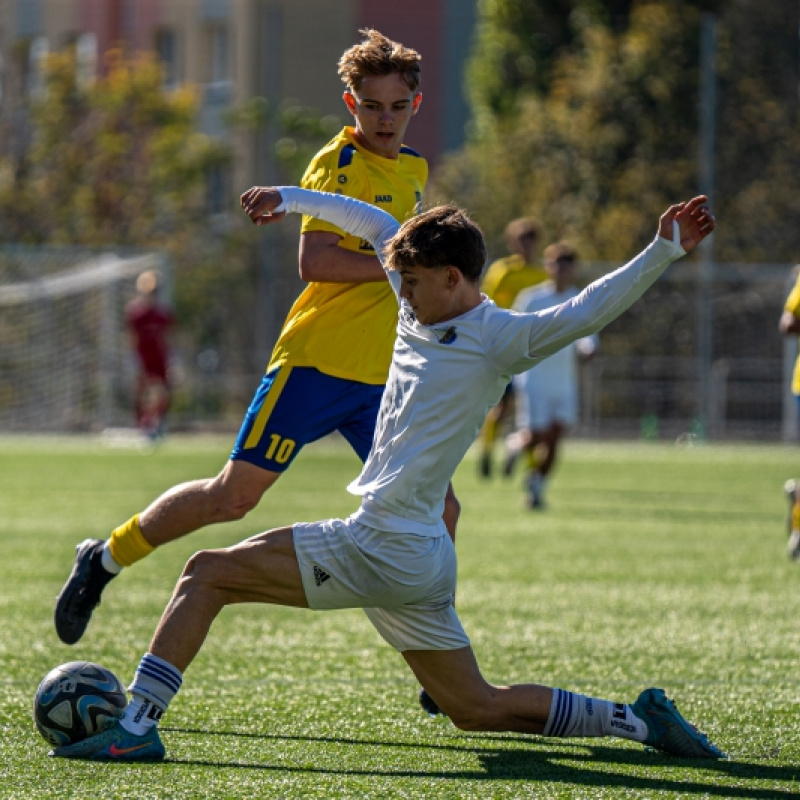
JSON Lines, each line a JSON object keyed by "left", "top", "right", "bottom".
{"left": 0, "top": 0, "right": 476, "bottom": 201}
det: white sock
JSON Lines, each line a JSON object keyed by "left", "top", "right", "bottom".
{"left": 542, "top": 689, "right": 648, "bottom": 742}
{"left": 120, "top": 696, "right": 163, "bottom": 735}
{"left": 119, "top": 653, "right": 183, "bottom": 735}
{"left": 100, "top": 542, "right": 123, "bottom": 574}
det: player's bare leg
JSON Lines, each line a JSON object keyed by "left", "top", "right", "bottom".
{"left": 402, "top": 647, "right": 724, "bottom": 757}
{"left": 148, "top": 526, "right": 307, "bottom": 671}
{"left": 405, "top": 646, "right": 552, "bottom": 732}
{"left": 419, "top": 482, "right": 460, "bottom": 716}
{"left": 524, "top": 422, "right": 566, "bottom": 509}
{"left": 478, "top": 393, "right": 512, "bottom": 478}
{"left": 138, "top": 460, "right": 282, "bottom": 546}
{"left": 52, "top": 527, "right": 309, "bottom": 761}
{"left": 54, "top": 460, "right": 281, "bottom": 645}
{"left": 536, "top": 422, "right": 566, "bottom": 478}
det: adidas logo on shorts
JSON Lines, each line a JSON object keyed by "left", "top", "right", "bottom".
{"left": 313, "top": 566, "right": 331, "bottom": 586}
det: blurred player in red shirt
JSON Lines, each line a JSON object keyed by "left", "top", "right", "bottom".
{"left": 125, "top": 270, "right": 174, "bottom": 438}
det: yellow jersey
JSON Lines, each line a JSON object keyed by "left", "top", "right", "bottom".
{"left": 481, "top": 254, "right": 548, "bottom": 310}
{"left": 266, "top": 127, "right": 427, "bottom": 385}
{"left": 785, "top": 270, "right": 800, "bottom": 393}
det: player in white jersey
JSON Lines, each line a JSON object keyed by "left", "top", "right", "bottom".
{"left": 509, "top": 243, "right": 598, "bottom": 508}
{"left": 52, "top": 187, "right": 723, "bottom": 763}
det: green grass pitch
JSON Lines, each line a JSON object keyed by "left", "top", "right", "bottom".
{"left": 1, "top": 434, "right": 800, "bottom": 798}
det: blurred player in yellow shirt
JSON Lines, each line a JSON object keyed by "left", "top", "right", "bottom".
{"left": 779, "top": 265, "right": 800, "bottom": 559}
{"left": 477, "top": 217, "right": 547, "bottom": 477}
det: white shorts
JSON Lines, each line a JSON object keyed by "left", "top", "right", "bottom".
{"left": 293, "top": 517, "right": 469, "bottom": 652}
{"left": 516, "top": 379, "right": 577, "bottom": 430}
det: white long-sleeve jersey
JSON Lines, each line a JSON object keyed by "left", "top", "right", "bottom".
{"left": 278, "top": 187, "right": 685, "bottom": 535}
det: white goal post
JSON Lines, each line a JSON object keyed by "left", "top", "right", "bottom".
{"left": 0, "top": 248, "right": 170, "bottom": 433}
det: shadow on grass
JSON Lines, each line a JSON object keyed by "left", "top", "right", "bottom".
{"left": 160, "top": 726, "right": 799, "bottom": 796}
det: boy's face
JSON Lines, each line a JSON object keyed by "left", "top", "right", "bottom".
{"left": 546, "top": 257, "right": 576, "bottom": 289}
{"left": 344, "top": 72, "right": 421, "bottom": 159}
{"left": 398, "top": 264, "right": 458, "bottom": 325}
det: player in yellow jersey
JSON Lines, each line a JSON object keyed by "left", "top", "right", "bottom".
{"left": 54, "top": 31, "right": 460, "bottom": 670}
{"left": 779, "top": 265, "right": 800, "bottom": 559}
{"left": 477, "top": 218, "right": 547, "bottom": 477}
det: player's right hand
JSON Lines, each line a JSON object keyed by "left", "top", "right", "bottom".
{"left": 240, "top": 186, "right": 286, "bottom": 225}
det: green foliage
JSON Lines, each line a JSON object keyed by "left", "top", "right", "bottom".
{"left": 2, "top": 436, "right": 800, "bottom": 797}
{"left": 438, "top": 3, "right": 700, "bottom": 260}
{"left": 225, "top": 94, "right": 343, "bottom": 183}
{"left": 0, "top": 49, "right": 228, "bottom": 249}
{"left": 713, "top": 3, "right": 800, "bottom": 261}
{"left": 466, "top": 0, "right": 651, "bottom": 131}
{"left": 435, "top": 1, "right": 800, "bottom": 264}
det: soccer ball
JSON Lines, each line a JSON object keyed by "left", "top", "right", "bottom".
{"left": 33, "top": 661, "right": 127, "bottom": 747}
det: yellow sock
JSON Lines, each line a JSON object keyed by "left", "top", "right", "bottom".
{"left": 792, "top": 501, "right": 800, "bottom": 532}
{"left": 108, "top": 515, "right": 155, "bottom": 568}
{"left": 483, "top": 417, "right": 498, "bottom": 448}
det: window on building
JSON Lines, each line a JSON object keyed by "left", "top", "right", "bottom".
{"left": 155, "top": 28, "right": 178, "bottom": 88}
{"left": 208, "top": 23, "right": 228, "bottom": 84}
{"left": 76, "top": 32, "right": 97, "bottom": 88}
{"left": 203, "top": 22, "right": 231, "bottom": 104}
{"left": 27, "top": 36, "right": 48, "bottom": 98}
{"left": 207, "top": 163, "right": 228, "bottom": 216}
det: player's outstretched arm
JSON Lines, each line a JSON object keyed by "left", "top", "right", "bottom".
{"left": 520, "top": 197, "right": 716, "bottom": 364}
{"left": 657, "top": 195, "right": 715, "bottom": 253}
{"left": 240, "top": 186, "right": 400, "bottom": 257}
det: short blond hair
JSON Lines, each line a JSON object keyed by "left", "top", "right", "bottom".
{"left": 338, "top": 28, "right": 421, "bottom": 93}
{"left": 543, "top": 242, "right": 577, "bottom": 264}
{"left": 504, "top": 218, "right": 540, "bottom": 257}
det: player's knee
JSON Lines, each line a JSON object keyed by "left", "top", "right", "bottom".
{"left": 223, "top": 495, "right": 259, "bottom": 521}
{"left": 207, "top": 482, "right": 264, "bottom": 522}
{"left": 180, "top": 549, "right": 225, "bottom": 590}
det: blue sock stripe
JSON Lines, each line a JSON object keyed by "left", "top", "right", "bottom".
{"left": 141, "top": 653, "right": 183, "bottom": 684}
{"left": 550, "top": 689, "right": 573, "bottom": 738}
{"left": 549, "top": 689, "right": 564, "bottom": 736}
{"left": 562, "top": 692, "right": 574, "bottom": 736}
{"left": 548, "top": 689, "right": 565, "bottom": 737}
{"left": 136, "top": 663, "right": 182, "bottom": 694}
{"left": 137, "top": 655, "right": 182, "bottom": 693}
{"left": 554, "top": 690, "right": 568, "bottom": 737}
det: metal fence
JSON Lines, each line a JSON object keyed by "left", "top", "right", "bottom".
{"left": 1, "top": 247, "right": 797, "bottom": 441}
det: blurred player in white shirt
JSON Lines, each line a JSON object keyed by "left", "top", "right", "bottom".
{"left": 510, "top": 243, "right": 598, "bottom": 508}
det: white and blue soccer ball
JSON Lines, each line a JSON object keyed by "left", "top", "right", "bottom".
{"left": 33, "top": 661, "right": 126, "bottom": 747}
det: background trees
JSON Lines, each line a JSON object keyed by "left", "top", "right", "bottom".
{"left": 432, "top": 0, "right": 800, "bottom": 264}
{"left": 0, "top": 48, "right": 227, "bottom": 248}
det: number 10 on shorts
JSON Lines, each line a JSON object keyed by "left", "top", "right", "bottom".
{"left": 265, "top": 434, "right": 296, "bottom": 464}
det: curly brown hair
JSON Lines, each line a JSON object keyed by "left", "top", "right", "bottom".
{"left": 338, "top": 28, "right": 422, "bottom": 93}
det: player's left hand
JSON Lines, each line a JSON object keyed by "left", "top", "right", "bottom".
{"left": 657, "top": 195, "right": 715, "bottom": 253}
{"left": 240, "top": 186, "right": 286, "bottom": 225}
